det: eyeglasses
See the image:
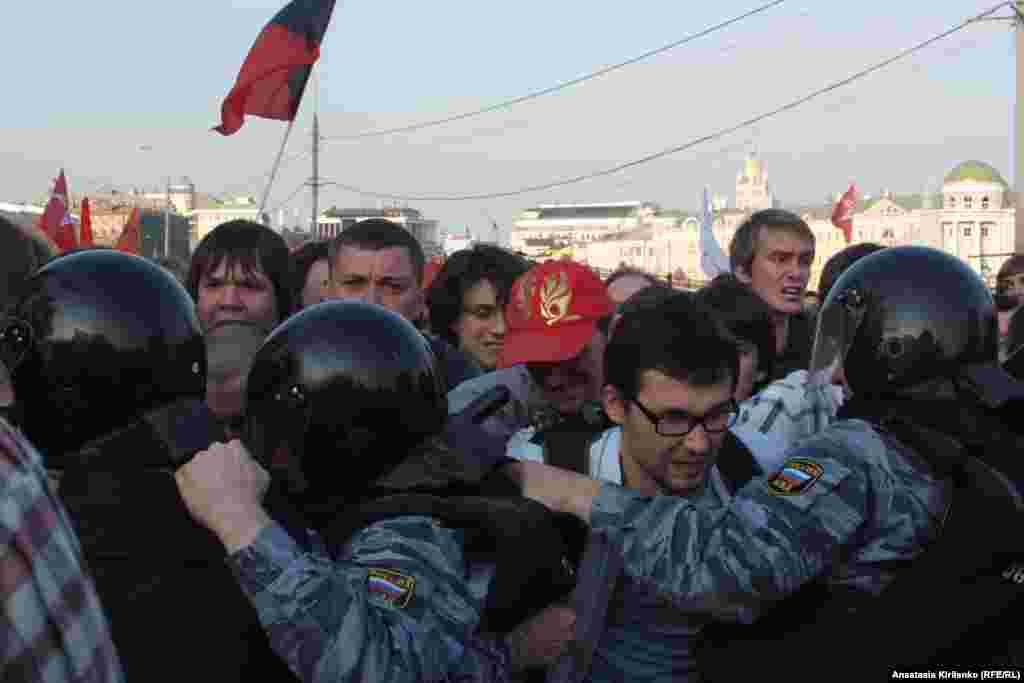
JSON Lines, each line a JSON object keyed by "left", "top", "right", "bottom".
{"left": 629, "top": 395, "right": 737, "bottom": 437}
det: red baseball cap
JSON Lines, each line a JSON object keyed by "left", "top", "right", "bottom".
{"left": 500, "top": 260, "right": 612, "bottom": 367}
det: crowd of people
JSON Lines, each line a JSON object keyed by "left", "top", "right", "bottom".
{"left": 0, "top": 207, "right": 1022, "bottom": 682}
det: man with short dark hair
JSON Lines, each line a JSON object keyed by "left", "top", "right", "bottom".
{"left": 510, "top": 293, "right": 743, "bottom": 681}
{"left": 729, "top": 209, "right": 816, "bottom": 382}
{"left": 188, "top": 219, "right": 293, "bottom": 334}
{"left": 329, "top": 218, "right": 480, "bottom": 390}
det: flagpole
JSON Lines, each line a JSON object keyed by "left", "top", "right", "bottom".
{"left": 258, "top": 120, "right": 297, "bottom": 220}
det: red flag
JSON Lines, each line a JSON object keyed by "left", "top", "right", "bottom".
{"left": 38, "top": 169, "right": 72, "bottom": 247}
{"left": 213, "top": 0, "right": 337, "bottom": 135}
{"left": 53, "top": 211, "right": 78, "bottom": 253}
{"left": 79, "top": 198, "right": 94, "bottom": 246}
{"left": 830, "top": 183, "right": 857, "bottom": 244}
{"left": 116, "top": 209, "right": 141, "bottom": 255}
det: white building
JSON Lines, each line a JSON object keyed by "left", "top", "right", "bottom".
{"left": 533, "top": 157, "right": 1017, "bottom": 291}
{"left": 510, "top": 201, "right": 660, "bottom": 257}
{"left": 189, "top": 196, "right": 263, "bottom": 248}
{"left": 735, "top": 153, "right": 774, "bottom": 212}
{"left": 313, "top": 207, "right": 440, "bottom": 253}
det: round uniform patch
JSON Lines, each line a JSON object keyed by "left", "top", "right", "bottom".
{"left": 767, "top": 458, "right": 825, "bottom": 496}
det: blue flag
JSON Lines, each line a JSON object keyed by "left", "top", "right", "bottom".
{"left": 699, "top": 188, "right": 730, "bottom": 279}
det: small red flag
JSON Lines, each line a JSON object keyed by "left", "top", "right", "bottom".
{"left": 79, "top": 198, "right": 94, "bottom": 246}
{"left": 116, "top": 208, "right": 141, "bottom": 255}
{"left": 830, "top": 183, "right": 857, "bottom": 244}
{"left": 214, "top": 0, "right": 337, "bottom": 135}
{"left": 53, "top": 211, "right": 78, "bottom": 253}
{"left": 38, "top": 169, "right": 73, "bottom": 247}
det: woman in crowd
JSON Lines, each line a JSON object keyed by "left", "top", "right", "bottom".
{"left": 426, "top": 244, "right": 529, "bottom": 371}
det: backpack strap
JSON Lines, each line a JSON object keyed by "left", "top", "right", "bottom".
{"left": 541, "top": 409, "right": 610, "bottom": 475}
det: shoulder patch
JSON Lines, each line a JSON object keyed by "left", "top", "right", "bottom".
{"left": 767, "top": 458, "right": 824, "bottom": 496}
{"left": 367, "top": 568, "right": 416, "bottom": 608}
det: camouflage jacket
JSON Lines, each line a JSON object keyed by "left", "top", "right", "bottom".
{"left": 230, "top": 517, "right": 509, "bottom": 682}
{"left": 589, "top": 419, "right": 952, "bottom": 617}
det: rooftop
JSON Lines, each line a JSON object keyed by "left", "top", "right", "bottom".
{"left": 943, "top": 160, "right": 1008, "bottom": 188}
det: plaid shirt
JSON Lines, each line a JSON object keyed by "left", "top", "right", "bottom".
{"left": 0, "top": 419, "right": 123, "bottom": 682}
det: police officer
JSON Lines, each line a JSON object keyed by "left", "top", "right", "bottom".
{"left": 176, "top": 301, "right": 579, "bottom": 682}
{"left": 506, "top": 246, "right": 1024, "bottom": 677}
{"left": 0, "top": 250, "right": 296, "bottom": 681}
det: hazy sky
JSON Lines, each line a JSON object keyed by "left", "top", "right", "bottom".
{"left": 0, "top": 0, "right": 1016, "bottom": 241}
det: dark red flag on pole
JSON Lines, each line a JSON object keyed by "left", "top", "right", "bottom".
{"left": 79, "top": 198, "right": 94, "bottom": 246}
{"left": 38, "top": 169, "right": 71, "bottom": 247}
{"left": 213, "top": 0, "right": 337, "bottom": 136}
{"left": 830, "top": 183, "right": 857, "bottom": 244}
{"left": 116, "top": 208, "right": 141, "bottom": 255}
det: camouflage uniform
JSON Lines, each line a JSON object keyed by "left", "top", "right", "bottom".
{"left": 230, "top": 516, "right": 510, "bottom": 683}
{"left": 588, "top": 420, "right": 951, "bottom": 620}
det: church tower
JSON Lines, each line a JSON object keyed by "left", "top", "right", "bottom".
{"left": 735, "top": 151, "right": 773, "bottom": 211}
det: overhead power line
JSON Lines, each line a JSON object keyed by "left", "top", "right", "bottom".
{"left": 317, "top": 1, "right": 1010, "bottom": 203}
{"left": 321, "top": 0, "right": 788, "bottom": 141}
{"left": 266, "top": 179, "right": 312, "bottom": 216}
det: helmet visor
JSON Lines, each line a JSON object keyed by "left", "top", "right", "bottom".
{"left": 809, "top": 289, "right": 867, "bottom": 395}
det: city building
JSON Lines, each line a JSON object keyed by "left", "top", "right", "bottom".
{"left": 518, "top": 155, "right": 1015, "bottom": 291}
{"left": 313, "top": 207, "right": 440, "bottom": 252}
{"left": 734, "top": 152, "right": 774, "bottom": 211}
{"left": 510, "top": 201, "right": 660, "bottom": 256}
{"left": 189, "top": 196, "right": 263, "bottom": 247}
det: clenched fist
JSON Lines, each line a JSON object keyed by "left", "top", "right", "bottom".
{"left": 175, "top": 439, "right": 272, "bottom": 553}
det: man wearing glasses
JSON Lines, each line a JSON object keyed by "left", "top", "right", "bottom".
{"left": 509, "top": 292, "right": 742, "bottom": 682}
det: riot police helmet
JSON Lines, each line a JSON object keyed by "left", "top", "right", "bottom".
{"left": 0, "top": 249, "right": 206, "bottom": 460}
{"left": 244, "top": 300, "right": 447, "bottom": 502}
{"left": 810, "top": 245, "right": 1024, "bottom": 407}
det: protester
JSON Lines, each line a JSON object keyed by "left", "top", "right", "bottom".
{"left": 328, "top": 218, "right": 481, "bottom": 389}
{"left": 507, "top": 292, "right": 739, "bottom": 681}
{"left": 0, "top": 250, "right": 294, "bottom": 681}
{"left": 816, "top": 242, "right": 884, "bottom": 304}
{"left": 995, "top": 255, "right": 1024, "bottom": 361}
{"left": 290, "top": 239, "right": 330, "bottom": 311}
{"left": 996, "top": 254, "right": 1024, "bottom": 306}
{"left": 426, "top": 244, "right": 530, "bottom": 371}
{"left": 187, "top": 219, "right": 292, "bottom": 334}
{"left": 0, "top": 411, "right": 124, "bottom": 682}
{"left": 507, "top": 246, "right": 1024, "bottom": 675}
{"left": 604, "top": 266, "right": 664, "bottom": 306}
{"left": 176, "top": 301, "right": 579, "bottom": 682}
{"left": 447, "top": 260, "right": 612, "bottom": 442}
{"left": 694, "top": 274, "right": 775, "bottom": 401}
{"left": 729, "top": 209, "right": 816, "bottom": 383}
{"left": 723, "top": 243, "right": 883, "bottom": 477}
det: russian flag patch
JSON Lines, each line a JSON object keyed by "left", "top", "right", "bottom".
{"left": 367, "top": 568, "right": 416, "bottom": 609}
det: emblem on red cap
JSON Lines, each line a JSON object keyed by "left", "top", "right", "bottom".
{"left": 515, "top": 272, "right": 537, "bottom": 320}
{"left": 540, "top": 272, "right": 583, "bottom": 326}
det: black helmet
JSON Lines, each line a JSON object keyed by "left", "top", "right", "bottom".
{"left": 0, "top": 250, "right": 206, "bottom": 459}
{"left": 811, "top": 245, "right": 1024, "bottom": 407}
{"left": 244, "top": 301, "right": 447, "bottom": 502}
